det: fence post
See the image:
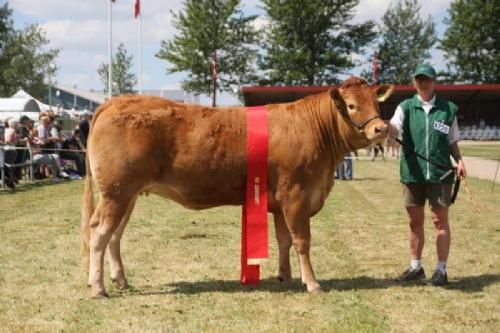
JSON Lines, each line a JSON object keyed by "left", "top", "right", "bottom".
{"left": 29, "top": 146, "right": 34, "bottom": 181}
{"left": 0, "top": 147, "right": 5, "bottom": 189}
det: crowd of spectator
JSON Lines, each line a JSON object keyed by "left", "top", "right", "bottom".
{"left": 0, "top": 111, "right": 90, "bottom": 190}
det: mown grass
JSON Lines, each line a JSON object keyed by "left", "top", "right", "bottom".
{"left": 460, "top": 144, "right": 500, "bottom": 160}
{"left": 0, "top": 161, "right": 498, "bottom": 333}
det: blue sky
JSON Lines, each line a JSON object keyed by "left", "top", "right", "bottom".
{"left": 8, "top": 0, "right": 452, "bottom": 105}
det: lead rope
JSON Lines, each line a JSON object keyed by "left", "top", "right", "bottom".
{"left": 394, "top": 138, "right": 461, "bottom": 204}
{"left": 463, "top": 179, "right": 481, "bottom": 213}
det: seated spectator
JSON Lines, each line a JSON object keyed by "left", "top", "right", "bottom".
{"left": 13, "top": 115, "right": 34, "bottom": 181}
{"left": 78, "top": 113, "right": 90, "bottom": 147}
{"left": 33, "top": 116, "right": 69, "bottom": 181}
{"left": 0, "top": 120, "right": 5, "bottom": 145}
{"left": 49, "top": 120, "right": 65, "bottom": 150}
{"left": 3, "top": 118, "right": 19, "bottom": 189}
{"left": 60, "top": 128, "right": 86, "bottom": 177}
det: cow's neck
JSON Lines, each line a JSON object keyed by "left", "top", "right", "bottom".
{"left": 296, "top": 93, "right": 353, "bottom": 166}
{"left": 308, "top": 94, "right": 359, "bottom": 161}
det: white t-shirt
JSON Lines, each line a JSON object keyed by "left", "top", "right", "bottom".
{"left": 390, "top": 94, "right": 460, "bottom": 144}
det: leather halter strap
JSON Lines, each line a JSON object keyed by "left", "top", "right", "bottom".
{"left": 338, "top": 107, "right": 381, "bottom": 133}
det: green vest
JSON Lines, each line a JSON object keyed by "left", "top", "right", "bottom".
{"left": 400, "top": 94, "right": 457, "bottom": 184}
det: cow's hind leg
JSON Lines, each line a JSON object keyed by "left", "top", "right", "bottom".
{"left": 88, "top": 195, "right": 132, "bottom": 299}
{"left": 108, "top": 196, "right": 137, "bottom": 290}
{"left": 273, "top": 213, "right": 293, "bottom": 283}
{"left": 283, "top": 206, "right": 321, "bottom": 293}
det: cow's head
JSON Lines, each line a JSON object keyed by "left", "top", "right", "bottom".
{"left": 329, "top": 77, "right": 394, "bottom": 146}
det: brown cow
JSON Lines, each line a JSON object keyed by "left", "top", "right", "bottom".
{"left": 81, "top": 77, "right": 394, "bottom": 298}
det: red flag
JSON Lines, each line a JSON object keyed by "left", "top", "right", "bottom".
{"left": 135, "top": 0, "right": 140, "bottom": 18}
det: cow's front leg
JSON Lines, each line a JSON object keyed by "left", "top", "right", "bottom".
{"left": 273, "top": 213, "right": 292, "bottom": 283}
{"left": 284, "top": 207, "right": 321, "bottom": 293}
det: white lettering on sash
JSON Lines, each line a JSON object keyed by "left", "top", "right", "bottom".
{"left": 254, "top": 177, "right": 260, "bottom": 205}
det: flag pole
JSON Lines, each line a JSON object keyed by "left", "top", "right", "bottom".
{"left": 108, "top": 0, "right": 113, "bottom": 99}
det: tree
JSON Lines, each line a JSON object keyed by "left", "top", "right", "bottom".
{"left": 259, "top": 0, "right": 375, "bottom": 86}
{"left": 0, "top": 3, "right": 59, "bottom": 99}
{"left": 363, "top": 0, "right": 436, "bottom": 84}
{"left": 98, "top": 42, "right": 137, "bottom": 95}
{"left": 156, "top": 0, "right": 258, "bottom": 106}
{"left": 440, "top": 0, "right": 500, "bottom": 83}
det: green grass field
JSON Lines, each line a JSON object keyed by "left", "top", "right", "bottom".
{"left": 0, "top": 160, "right": 498, "bottom": 333}
{"left": 460, "top": 144, "right": 500, "bottom": 160}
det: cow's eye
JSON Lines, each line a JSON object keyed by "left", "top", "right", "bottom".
{"left": 348, "top": 104, "right": 356, "bottom": 110}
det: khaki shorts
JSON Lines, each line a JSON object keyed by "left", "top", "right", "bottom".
{"left": 403, "top": 183, "right": 453, "bottom": 209}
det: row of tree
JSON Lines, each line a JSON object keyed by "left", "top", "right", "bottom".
{"left": 0, "top": 3, "right": 58, "bottom": 100}
{"left": 153, "top": 0, "right": 499, "bottom": 105}
{"left": 1, "top": 1, "right": 499, "bottom": 106}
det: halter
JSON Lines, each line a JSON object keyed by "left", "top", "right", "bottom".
{"left": 338, "top": 106, "right": 381, "bottom": 133}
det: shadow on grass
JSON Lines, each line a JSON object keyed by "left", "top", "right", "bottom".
{"left": 445, "top": 274, "right": 500, "bottom": 292}
{"left": 117, "top": 273, "right": 500, "bottom": 297}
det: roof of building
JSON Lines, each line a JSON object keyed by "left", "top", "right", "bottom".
{"left": 55, "top": 85, "right": 107, "bottom": 104}
{"left": 241, "top": 83, "right": 500, "bottom": 107}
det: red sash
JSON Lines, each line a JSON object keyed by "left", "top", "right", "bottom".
{"left": 241, "top": 106, "right": 269, "bottom": 285}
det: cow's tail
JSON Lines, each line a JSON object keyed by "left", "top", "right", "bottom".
{"left": 80, "top": 100, "right": 112, "bottom": 272}
{"left": 81, "top": 151, "right": 94, "bottom": 273}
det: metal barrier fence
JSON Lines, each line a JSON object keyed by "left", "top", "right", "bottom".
{"left": 0, "top": 146, "right": 35, "bottom": 189}
{"left": 0, "top": 145, "right": 85, "bottom": 189}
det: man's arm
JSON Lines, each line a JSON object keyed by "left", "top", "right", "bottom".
{"left": 389, "top": 105, "right": 404, "bottom": 138}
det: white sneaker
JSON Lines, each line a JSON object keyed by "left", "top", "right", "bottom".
{"left": 59, "top": 171, "right": 70, "bottom": 179}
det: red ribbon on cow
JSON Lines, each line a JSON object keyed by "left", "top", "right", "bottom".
{"left": 241, "top": 106, "right": 269, "bottom": 286}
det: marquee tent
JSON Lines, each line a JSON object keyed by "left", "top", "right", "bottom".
{"left": 0, "top": 97, "right": 41, "bottom": 121}
{"left": 11, "top": 89, "right": 51, "bottom": 111}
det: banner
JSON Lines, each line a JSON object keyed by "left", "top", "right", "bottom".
{"left": 241, "top": 105, "right": 269, "bottom": 285}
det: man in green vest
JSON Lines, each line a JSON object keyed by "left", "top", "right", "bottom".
{"left": 389, "top": 64, "right": 467, "bottom": 286}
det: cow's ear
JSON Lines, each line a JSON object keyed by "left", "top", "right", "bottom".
{"left": 329, "top": 88, "right": 347, "bottom": 113}
{"left": 374, "top": 84, "right": 394, "bottom": 102}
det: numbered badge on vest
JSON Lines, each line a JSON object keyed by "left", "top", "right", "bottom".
{"left": 433, "top": 120, "right": 450, "bottom": 135}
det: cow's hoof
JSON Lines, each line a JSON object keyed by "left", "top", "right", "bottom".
{"left": 309, "top": 287, "right": 323, "bottom": 294}
{"left": 306, "top": 282, "right": 322, "bottom": 293}
{"left": 111, "top": 278, "right": 129, "bottom": 290}
{"left": 91, "top": 291, "right": 110, "bottom": 299}
{"left": 277, "top": 275, "right": 292, "bottom": 283}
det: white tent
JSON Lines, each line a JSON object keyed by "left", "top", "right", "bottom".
{"left": 11, "top": 89, "right": 51, "bottom": 111}
{"left": 0, "top": 97, "right": 41, "bottom": 121}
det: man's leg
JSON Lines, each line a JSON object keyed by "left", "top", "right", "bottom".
{"left": 430, "top": 207, "right": 450, "bottom": 263}
{"left": 345, "top": 155, "right": 353, "bottom": 179}
{"left": 407, "top": 206, "right": 425, "bottom": 261}
{"left": 428, "top": 206, "right": 450, "bottom": 285}
{"left": 427, "top": 184, "right": 452, "bottom": 285}
{"left": 396, "top": 184, "right": 427, "bottom": 282}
